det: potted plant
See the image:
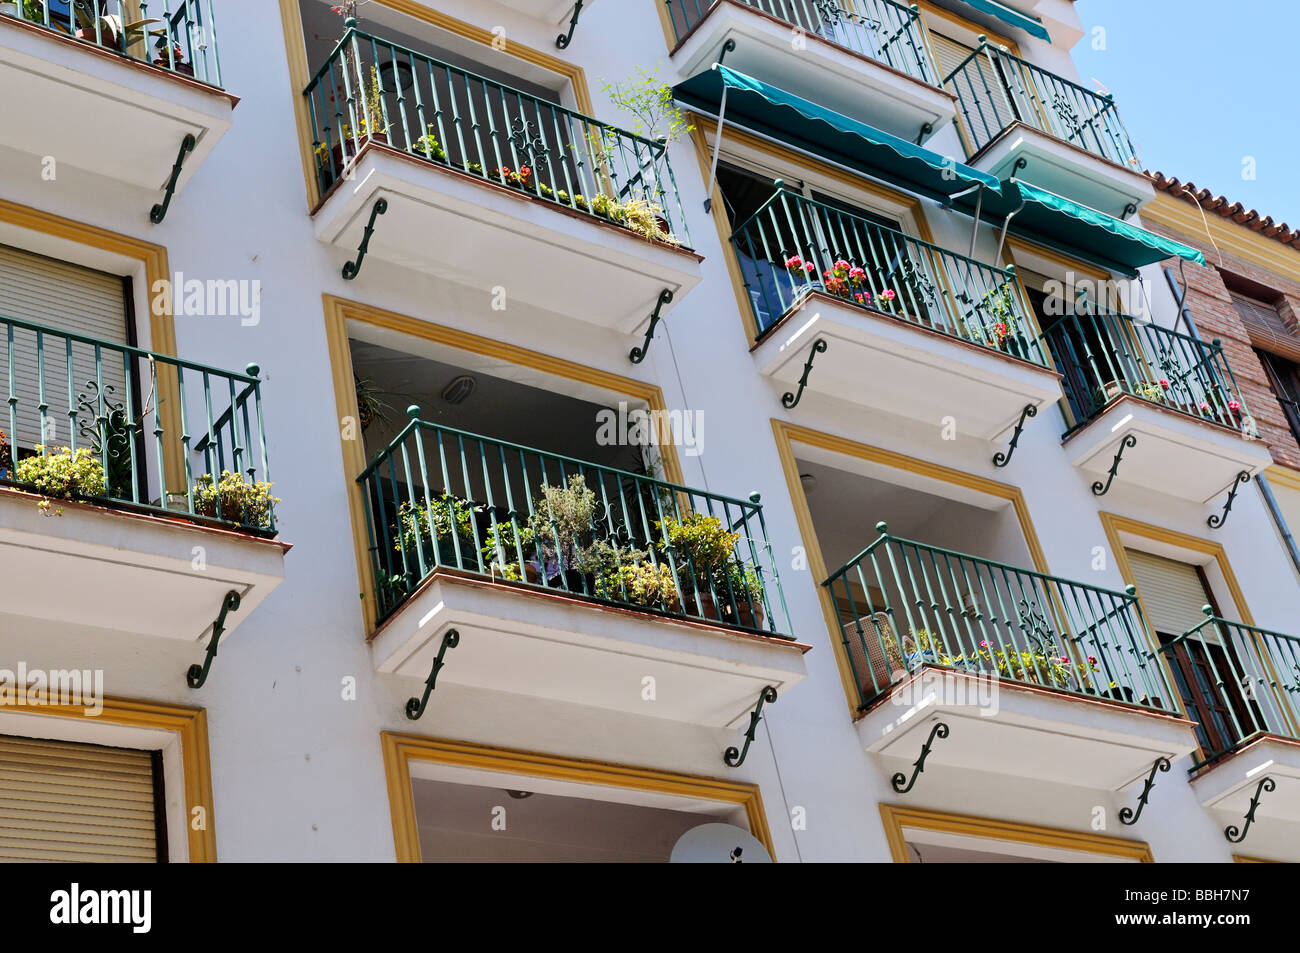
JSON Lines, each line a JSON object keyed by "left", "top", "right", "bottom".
{"left": 525, "top": 476, "right": 600, "bottom": 591}
{"left": 316, "top": 64, "right": 390, "bottom": 182}
{"left": 14, "top": 445, "right": 108, "bottom": 515}
{"left": 596, "top": 559, "right": 681, "bottom": 611}
{"left": 0, "top": 428, "right": 11, "bottom": 479}
{"left": 354, "top": 376, "right": 391, "bottom": 433}
{"left": 656, "top": 512, "right": 765, "bottom": 627}
{"left": 193, "top": 470, "right": 279, "bottom": 530}
{"left": 394, "top": 492, "right": 478, "bottom": 571}
{"left": 153, "top": 41, "right": 194, "bottom": 76}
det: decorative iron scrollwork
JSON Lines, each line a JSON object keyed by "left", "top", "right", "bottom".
{"left": 150, "top": 133, "right": 196, "bottom": 225}
{"left": 814, "top": 0, "right": 881, "bottom": 32}
{"left": 1225, "top": 776, "right": 1275, "bottom": 844}
{"left": 508, "top": 118, "right": 550, "bottom": 169}
{"left": 1119, "top": 756, "right": 1171, "bottom": 825}
{"left": 782, "top": 338, "right": 828, "bottom": 409}
{"left": 993, "top": 404, "right": 1037, "bottom": 468}
{"left": 555, "top": 0, "right": 584, "bottom": 49}
{"left": 724, "top": 685, "right": 778, "bottom": 767}
{"left": 1092, "top": 434, "right": 1137, "bottom": 496}
{"left": 342, "top": 198, "right": 388, "bottom": 280}
{"left": 187, "top": 590, "right": 241, "bottom": 689}
{"left": 891, "top": 721, "right": 949, "bottom": 794}
{"left": 405, "top": 628, "right": 460, "bottom": 721}
{"left": 629, "top": 289, "right": 674, "bottom": 364}
{"left": 1208, "top": 471, "right": 1251, "bottom": 529}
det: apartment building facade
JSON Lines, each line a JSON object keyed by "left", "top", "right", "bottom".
{"left": 0, "top": 0, "right": 1296, "bottom": 863}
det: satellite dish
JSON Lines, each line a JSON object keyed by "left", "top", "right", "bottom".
{"left": 670, "top": 823, "right": 772, "bottom": 863}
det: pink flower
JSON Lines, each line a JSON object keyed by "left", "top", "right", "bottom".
{"left": 804, "top": 262, "right": 816, "bottom": 274}
{"left": 784, "top": 255, "right": 803, "bottom": 270}
{"left": 834, "top": 259, "right": 850, "bottom": 272}
{"left": 1200, "top": 402, "right": 1211, "bottom": 412}
{"left": 849, "top": 266, "right": 866, "bottom": 279}
{"left": 979, "top": 640, "right": 991, "bottom": 648}
{"left": 1060, "top": 655, "right": 1070, "bottom": 663}
{"left": 882, "top": 289, "right": 897, "bottom": 300}
{"left": 1229, "top": 400, "right": 1241, "bottom": 411}
{"left": 1160, "top": 379, "right": 1170, "bottom": 389}
{"left": 853, "top": 293, "right": 865, "bottom": 304}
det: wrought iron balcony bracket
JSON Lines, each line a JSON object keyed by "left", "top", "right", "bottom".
{"left": 915, "top": 122, "right": 933, "bottom": 145}
{"left": 1092, "top": 434, "right": 1137, "bottom": 496}
{"left": 992, "top": 403, "right": 1037, "bottom": 468}
{"left": 1119, "top": 756, "right": 1171, "bottom": 825}
{"left": 629, "top": 289, "right": 674, "bottom": 364}
{"left": 405, "top": 628, "right": 460, "bottom": 721}
{"left": 1225, "top": 776, "right": 1275, "bottom": 844}
{"left": 186, "top": 590, "right": 241, "bottom": 690}
{"left": 150, "top": 134, "right": 196, "bottom": 225}
{"left": 342, "top": 198, "right": 389, "bottom": 280}
{"left": 556, "top": 1, "right": 584, "bottom": 50}
{"left": 892, "top": 721, "right": 949, "bottom": 794}
{"left": 724, "top": 685, "right": 778, "bottom": 768}
{"left": 716, "top": 38, "right": 736, "bottom": 67}
{"left": 782, "top": 338, "right": 828, "bottom": 409}
{"left": 1208, "top": 471, "right": 1252, "bottom": 529}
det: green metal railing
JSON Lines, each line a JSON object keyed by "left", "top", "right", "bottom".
{"left": 824, "top": 523, "right": 1174, "bottom": 711}
{"left": 358, "top": 411, "right": 789, "bottom": 635}
{"left": 665, "top": 0, "right": 934, "bottom": 85}
{"left": 944, "top": 42, "right": 1136, "bottom": 168}
{"left": 2, "top": 0, "right": 221, "bottom": 86}
{"left": 0, "top": 313, "right": 273, "bottom": 534}
{"left": 732, "top": 186, "right": 1047, "bottom": 362}
{"left": 303, "top": 26, "right": 690, "bottom": 246}
{"left": 1159, "top": 610, "right": 1300, "bottom": 766}
{"left": 1042, "top": 302, "right": 1253, "bottom": 436}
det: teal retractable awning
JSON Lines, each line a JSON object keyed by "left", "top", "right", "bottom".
{"left": 673, "top": 65, "right": 1001, "bottom": 203}
{"left": 958, "top": 180, "right": 1206, "bottom": 276}
{"left": 955, "top": 0, "right": 1051, "bottom": 42}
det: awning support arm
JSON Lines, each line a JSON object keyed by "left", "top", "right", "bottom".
{"left": 702, "top": 54, "right": 734, "bottom": 213}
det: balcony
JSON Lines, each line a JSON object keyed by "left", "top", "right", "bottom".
{"left": 824, "top": 526, "right": 1198, "bottom": 790}
{"left": 1047, "top": 305, "right": 1273, "bottom": 502}
{"left": 0, "top": 1, "right": 232, "bottom": 213}
{"left": 1164, "top": 613, "right": 1300, "bottom": 836}
{"left": 738, "top": 187, "right": 1062, "bottom": 437}
{"left": 943, "top": 42, "right": 1152, "bottom": 217}
{"left": 358, "top": 413, "right": 807, "bottom": 727}
{"left": 304, "top": 26, "right": 701, "bottom": 334}
{"left": 665, "top": 0, "right": 955, "bottom": 142}
{"left": 0, "top": 313, "right": 284, "bottom": 644}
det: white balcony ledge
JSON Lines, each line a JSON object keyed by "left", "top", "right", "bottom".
{"left": 752, "top": 293, "right": 1063, "bottom": 441}
{"left": 369, "top": 571, "right": 809, "bottom": 728}
{"left": 669, "top": 0, "right": 956, "bottom": 144}
{"left": 0, "top": 487, "right": 287, "bottom": 643}
{"left": 498, "top": 0, "right": 595, "bottom": 23}
{"left": 1062, "top": 396, "right": 1273, "bottom": 504}
{"left": 312, "top": 145, "right": 703, "bottom": 335}
{"left": 1191, "top": 736, "right": 1300, "bottom": 824}
{"left": 0, "top": 15, "right": 234, "bottom": 199}
{"left": 969, "top": 122, "right": 1154, "bottom": 219}
{"left": 858, "top": 668, "right": 1198, "bottom": 791}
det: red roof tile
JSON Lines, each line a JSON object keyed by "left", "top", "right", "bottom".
{"left": 1146, "top": 170, "right": 1300, "bottom": 253}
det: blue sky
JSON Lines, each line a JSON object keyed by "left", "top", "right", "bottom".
{"left": 1072, "top": 0, "right": 1299, "bottom": 227}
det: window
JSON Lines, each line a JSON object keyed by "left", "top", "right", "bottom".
{"left": 0, "top": 735, "right": 166, "bottom": 862}
{"left": 1258, "top": 349, "right": 1300, "bottom": 443}
{"left": 1126, "top": 551, "right": 1262, "bottom": 759}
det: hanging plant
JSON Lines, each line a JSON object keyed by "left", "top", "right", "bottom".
{"left": 354, "top": 376, "right": 391, "bottom": 432}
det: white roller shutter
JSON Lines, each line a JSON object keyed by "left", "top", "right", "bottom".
{"left": 931, "top": 31, "right": 1015, "bottom": 148}
{"left": 1126, "top": 550, "right": 1217, "bottom": 639}
{"left": 0, "top": 244, "right": 129, "bottom": 451}
{"left": 0, "top": 735, "right": 161, "bottom": 862}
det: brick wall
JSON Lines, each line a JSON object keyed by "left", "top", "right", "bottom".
{"left": 1145, "top": 219, "right": 1300, "bottom": 472}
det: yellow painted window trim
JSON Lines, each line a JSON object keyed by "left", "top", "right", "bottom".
{"left": 771, "top": 418, "right": 1051, "bottom": 716}
{"left": 323, "top": 294, "right": 687, "bottom": 633}
{"left": 1, "top": 695, "right": 217, "bottom": 862}
{"left": 0, "top": 197, "right": 183, "bottom": 491}
{"left": 1141, "top": 192, "right": 1300, "bottom": 278}
{"left": 380, "top": 731, "right": 774, "bottom": 862}
{"left": 880, "top": 803, "right": 1153, "bottom": 862}
{"left": 277, "top": 0, "right": 597, "bottom": 208}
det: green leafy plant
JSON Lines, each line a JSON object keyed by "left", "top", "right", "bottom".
{"left": 602, "top": 65, "right": 694, "bottom": 144}
{"left": 14, "top": 446, "right": 107, "bottom": 513}
{"left": 353, "top": 376, "right": 391, "bottom": 432}
{"left": 596, "top": 560, "right": 681, "bottom": 610}
{"left": 412, "top": 125, "right": 447, "bottom": 161}
{"left": 396, "top": 493, "right": 476, "bottom": 561}
{"left": 657, "top": 513, "right": 739, "bottom": 578}
{"left": 193, "top": 470, "right": 279, "bottom": 529}
{"left": 527, "top": 476, "right": 599, "bottom": 577}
